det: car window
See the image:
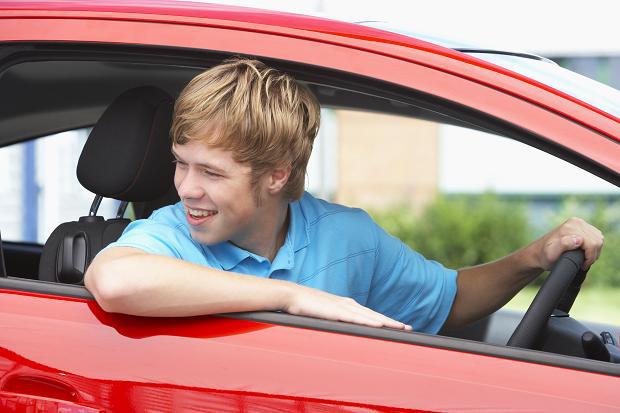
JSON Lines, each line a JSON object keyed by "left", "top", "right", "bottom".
{"left": 0, "top": 129, "right": 122, "bottom": 244}
{"left": 1, "top": 54, "right": 617, "bottom": 329}
{"left": 308, "top": 106, "right": 620, "bottom": 325}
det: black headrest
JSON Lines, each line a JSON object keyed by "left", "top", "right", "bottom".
{"left": 77, "top": 86, "right": 175, "bottom": 202}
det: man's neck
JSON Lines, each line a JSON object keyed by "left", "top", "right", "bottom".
{"left": 230, "top": 200, "right": 290, "bottom": 262}
{"left": 267, "top": 208, "right": 290, "bottom": 261}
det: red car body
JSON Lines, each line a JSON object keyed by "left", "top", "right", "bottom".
{"left": 0, "top": 1, "right": 619, "bottom": 412}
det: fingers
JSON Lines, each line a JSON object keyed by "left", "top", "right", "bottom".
{"left": 331, "top": 297, "right": 411, "bottom": 330}
{"left": 583, "top": 239, "right": 602, "bottom": 270}
{"left": 538, "top": 217, "right": 604, "bottom": 271}
{"left": 576, "top": 221, "right": 603, "bottom": 271}
{"left": 335, "top": 311, "right": 411, "bottom": 330}
{"left": 286, "top": 288, "right": 412, "bottom": 331}
{"left": 347, "top": 301, "right": 412, "bottom": 331}
{"left": 559, "top": 218, "right": 604, "bottom": 270}
{"left": 560, "top": 234, "right": 582, "bottom": 250}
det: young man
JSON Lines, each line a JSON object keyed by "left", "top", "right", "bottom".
{"left": 85, "top": 58, "right": 604, "bottom": 334}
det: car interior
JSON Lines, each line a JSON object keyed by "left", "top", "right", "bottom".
{"left": 37, "top": 86, "right": 177, "bottom": 284}
{"left": 0, "top": 42, "right": 618, "bottom": 375}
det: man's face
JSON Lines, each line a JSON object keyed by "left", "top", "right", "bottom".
{"left": 172, "top": 141, "right": 263, "bottom": 246}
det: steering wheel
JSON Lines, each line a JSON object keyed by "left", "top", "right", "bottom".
{"left": 507, "top": 249, "right": 585, "bottom": 349}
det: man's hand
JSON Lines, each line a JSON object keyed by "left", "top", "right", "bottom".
{"left": 533, "top": 217, "right": 604, "bottom": 271}
{"left": 445, "top": 216, "right": 604, "bottom": 329}
{"left": 282, "top": 284, "right": 412, "bottom": 331}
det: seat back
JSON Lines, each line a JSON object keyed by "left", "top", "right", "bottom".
{"left": 38, "top": 86, "right": 176, "bottom": 284}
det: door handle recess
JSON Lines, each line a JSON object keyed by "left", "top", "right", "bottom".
{"left": 1, "top": 374, "right": 103, "bottom": 412}
{"left": 0, "top": 390, "right": 104, "bottom": 412}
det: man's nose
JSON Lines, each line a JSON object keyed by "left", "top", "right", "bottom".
{"left": 176, "top": 169, "right": 205, "bottom": 199}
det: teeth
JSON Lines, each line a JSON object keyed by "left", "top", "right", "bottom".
{"left": 187, "top": 208, "right": 217, "bottom": 217}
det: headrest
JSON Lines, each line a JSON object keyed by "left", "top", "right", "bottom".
{"left": 77, "top": 86, "right": 175, "bottom": 202}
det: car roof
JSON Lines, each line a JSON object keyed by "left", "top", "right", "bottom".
{"left": 0, "top": 0, "right": 563, "bottom": 70}
{"left": 1, "top": 0, "right": 619, "bottom": 146}
{"left": 3, "top": 0, "right": 619, "bottom": 124}
{"left": 359, "top": 21, "right": 620, "bottom": 120}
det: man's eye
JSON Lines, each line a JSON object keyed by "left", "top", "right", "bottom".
{"left": 202, "top": 170, "right": 221, "bottom": 178}
{"left": 173, "top": 160, "right": 187, "bottom": 168}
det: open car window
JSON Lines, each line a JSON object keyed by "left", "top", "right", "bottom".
{"left": 311, "top": 105, "right": 619, "bottom": 329}
{"left": 0, "top": 128, "right": 123, "bottom": 244}
{"left": 0, "top": 45, "right": 619, "bottom": 378}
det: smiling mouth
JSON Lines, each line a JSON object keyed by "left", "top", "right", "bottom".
{"left": 185, "top": 207, "right": 218, "bottom": 223}
{"left": 186, "top": 207, "right": 217, "bottom": 217}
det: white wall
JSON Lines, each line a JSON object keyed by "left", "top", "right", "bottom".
{"left": 307, "top": 109, "right": 338, "bottom": 199}
{"left": 439, "top": 125, "right": 618, "bottom": 194}
{"left": 0, "top": 145, "right": 24, "bottom": 240}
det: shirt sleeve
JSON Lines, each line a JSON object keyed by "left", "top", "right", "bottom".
{"left": 366, "top": 221, "right": 458, "bottom": 334}
{"left": 103, "top": 219, "right": 187, "bottom": 259}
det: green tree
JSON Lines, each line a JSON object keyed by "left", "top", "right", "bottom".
{"left": 371, "top": 193, "right": 531, "bottom": 269}
{"left": 545, "top": 197, "right": 620, "bottom": 287}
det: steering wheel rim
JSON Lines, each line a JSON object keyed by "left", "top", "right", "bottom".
{"left": 507, "top": 249, "right": 585, "bottom": 349}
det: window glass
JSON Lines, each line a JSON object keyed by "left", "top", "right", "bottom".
{"left": 306, "top": 109, "right": 338, "bottom": 199}
{"left": 0, "top": 129, "right": 120, "bottom": 243}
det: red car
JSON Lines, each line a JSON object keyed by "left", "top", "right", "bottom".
{"left": 0, "top": 1, "right": 619, "bottom": 412}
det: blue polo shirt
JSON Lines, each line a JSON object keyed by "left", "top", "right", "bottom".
{"left": 108, "top": 192, "right": 457, "bottom": 333}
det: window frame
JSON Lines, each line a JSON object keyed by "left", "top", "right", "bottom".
{"left": 0, "top": 43, "right": 618, "bottom": 377}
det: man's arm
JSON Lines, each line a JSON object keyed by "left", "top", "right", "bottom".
{"left": 84, "top": 247, "right": 412, "bottom": 330}
{"left": 444, "top": 217, "right": 604, "bottom": 328}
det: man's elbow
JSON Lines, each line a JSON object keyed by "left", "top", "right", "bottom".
{"left": 84, "top": 255, "right": 135, "bottom": 314}
{"left": 441, "top": 311, "right": 461, "bottom": 330}
{"left": 441, "top": 301, "right": 473, "bottom": 330}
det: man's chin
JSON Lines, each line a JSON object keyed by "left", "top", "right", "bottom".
{"left": 189, "top": 229, "right": 222, "bottom": 246}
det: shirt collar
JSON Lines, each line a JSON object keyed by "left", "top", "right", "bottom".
{"left": 208, "top": 241, "right": 257, "bottom": 271}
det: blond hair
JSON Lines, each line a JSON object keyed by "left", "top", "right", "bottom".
{"left": 171, "top": 57, "right": 320, "bottom": 201}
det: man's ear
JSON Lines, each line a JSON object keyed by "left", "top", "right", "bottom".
{"left": 266, "top": 165, "right": 292, "bottom": 195}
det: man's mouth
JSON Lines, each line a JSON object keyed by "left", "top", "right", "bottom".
{"left": 185, "top": 207, "right": 218, "bottom": 224}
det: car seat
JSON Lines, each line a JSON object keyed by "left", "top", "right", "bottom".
{"left": 38, "top": 86, "right": 176, "bottom": 284}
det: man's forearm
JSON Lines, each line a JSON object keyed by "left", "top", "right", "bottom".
{"left": 85, "top": 247, "right": 292, "bottom": 317}
{"left": 444, "top": 242, "right": 543, "bottom": 328}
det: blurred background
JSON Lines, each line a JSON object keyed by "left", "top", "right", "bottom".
{"left": 1, "top": 0, "right": 618, "bottom": 323}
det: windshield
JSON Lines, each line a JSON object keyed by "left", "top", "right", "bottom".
{"left": 360, "top": 21, "right": 620, "bottom": 118}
